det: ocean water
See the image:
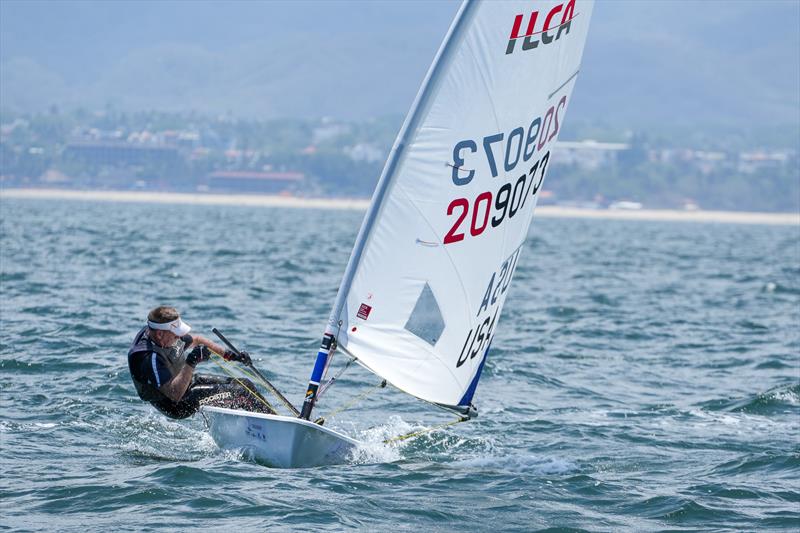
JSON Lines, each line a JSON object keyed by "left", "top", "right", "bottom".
{"left": 1, "top": 198, "right": 798, "bottom": 532}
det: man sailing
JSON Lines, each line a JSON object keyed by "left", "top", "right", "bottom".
{"left": 128, "top": 305, "right": 275, "bottom": 419}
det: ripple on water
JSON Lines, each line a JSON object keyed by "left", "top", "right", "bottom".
{"left": 1, "top": 200, "right": 798, "bottom": 531}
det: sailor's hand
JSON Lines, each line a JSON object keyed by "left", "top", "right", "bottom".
{"left": 186, "top": 345, "right": 211, "bottom": 367}
{"left": 224, "top": 349, "right": 252, "bottom": 365}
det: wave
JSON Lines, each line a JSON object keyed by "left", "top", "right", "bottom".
{"left": 763, "top": 281, "right": 800, "bottom": 295}
{"left": 687, "top": 482, "right": 771, "bottom": 500}
{"left": 113, "top": 413, "right": 218, "bottom": 462}
{"left": 346, "top": 415, "right": 498, "bottom": 466}
{"left": 699, "top": 384, "right": 800, "bottom": 415}
{"left": 452, "top": 453, "right": 578, "bottom": 476}
{"left": 755, "top": 358, "right": 795, "bottom": 370}
{"left": 709, "top": 451, "right": 800, "bottom": 478}
{"left": 630, "top": 496, "right": 733, "bottom": 523}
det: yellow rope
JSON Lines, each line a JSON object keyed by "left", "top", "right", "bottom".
{"left": 232, "top": 358, "right": 299, "bottom": 416}
{"left": 204, "top": 347, "right": 469, "bottom": 442}
{"left": 206, "top": 346, "right": 298, "bottom": 415}
{"left": 207, "top": 347, "right": 269, "bottom": 391}
{"left": 315, "top": 380, "right": 386, "bottom": 424}
{"left": 383, "top": 417, "right": 469, "bottom": 444}
{"left": 315, "top": 376, "right": 469, "bottom": 441}
{"left": 229, "top": 360, "right": 268, "bottom": 389}
{"left": 207, "top": 351, "right": 276, "bottom": 413}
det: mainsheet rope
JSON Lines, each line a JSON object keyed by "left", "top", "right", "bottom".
{"left": 316, "top": 373, "right": 470, "bottom": 443}
{"left": 383, "top": 416, "right": 469, "bottom": 444}
{"left": 314, "top": 379, "right": 386, "bottom": 425}
{"left": 208, "top": 347, "right": 470, "bottom": 443}
{"left": 316, "top": 342, "right": 471, "bottom": 440}
{"left": 206, "top": 350, "right": 278, "bottom": 414}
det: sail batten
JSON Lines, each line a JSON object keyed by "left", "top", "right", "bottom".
{"left": 319, "top": 0, "right": 594, "bottom": 410}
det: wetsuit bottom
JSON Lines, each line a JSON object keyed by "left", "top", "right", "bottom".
{"left": 151, "top": 374, "right": 276, "bottom": 419}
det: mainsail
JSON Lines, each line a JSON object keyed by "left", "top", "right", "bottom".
{"left": 301, "top": 0, "right": 594, "bottom": 418}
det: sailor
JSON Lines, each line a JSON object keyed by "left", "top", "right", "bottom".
{"left": 127, "top": 305, "right": 275, "bottom": 419}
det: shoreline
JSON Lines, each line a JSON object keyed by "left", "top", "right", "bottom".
{"left": 2, "top": 187, "right": 798, "bottom": 226}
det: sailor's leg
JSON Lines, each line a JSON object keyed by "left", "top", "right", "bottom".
{"left": 226, "top": 378, "right": 275, "bottom": 414}
{"left": 191, "top": 373, "right": 232, "bottom": 386}
{"left": 188, "top": 377, "right": 276, "bottom": 415}
{"left": 151, "top": 395, "right": 202, "bottom": 419}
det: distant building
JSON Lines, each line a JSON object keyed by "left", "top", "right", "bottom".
{"left": 312, "top": 120, "right": 351, "bottom": 144}
{"left": 40, "top": 169, "right": 71, "bottom": 185}
{"left": 0, "top": 118, "right": 30, "bottom": 140}
{"left": 691, "top": 150, "right": 727, "bottom": 175}
{"left": 609, "top": 201, "right": 643, "bottom": 210}
{"left": 63, "top": 141, "right": 179, "bottom": 166}
{"left": 207, "top": 170, "right": 304, "bottom": 194}
{"left": 738, "top": 150, "right": 793, "bottom": 174}
{"left": 345, "top": 142, "right": 384, "bottom": 163}
{"left": 553, "top": 140, "right": 629, "bottom": 169}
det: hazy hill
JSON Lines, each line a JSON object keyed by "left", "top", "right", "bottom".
{"left": 2, "top": 1, "right": 799, "bottom": 141}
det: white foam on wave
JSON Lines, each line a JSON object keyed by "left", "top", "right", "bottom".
{"left": 681, "top": 408, "right": 782, "bottom": 442}
{"left": 453, "top": 453, "right": 578, "bottom": 475}
{"left": 0, "top": 420, "right": 60, "bottom": 432}
{"left": 771, "top": 388, "right": 799, "bottom": 405}
{"left": 688, "top": 410, "right": 742, "bottom": 426}
{"left": 343, "top": 415, "right": 500, "bottom": 465}
{"left": 115, "top": 412, "right": 217, "bottom": 461}
{"left": 346, "top": 415, "right": 413, "bottom": 465}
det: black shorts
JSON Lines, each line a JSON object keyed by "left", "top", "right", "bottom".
{"left": 151, "top": 374, "right": 276, "bottom": 419}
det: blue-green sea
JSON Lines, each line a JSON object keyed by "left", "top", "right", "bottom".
{"left": 1, "top": 197, "right": 798, "bottom": 532}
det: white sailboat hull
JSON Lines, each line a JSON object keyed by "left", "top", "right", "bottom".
{"left": 202, "top": 406, "right": 359, "bottom": 468}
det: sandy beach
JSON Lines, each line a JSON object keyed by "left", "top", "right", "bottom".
{"left": 2, "top": 188, "right": 798, "bottom": 226}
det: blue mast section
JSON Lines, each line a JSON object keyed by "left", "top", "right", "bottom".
{"left": 299, "top": 0, "right": 480, "bottom": 420}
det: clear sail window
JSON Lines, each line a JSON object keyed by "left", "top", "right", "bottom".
{"left": 404, "top": 283, "right": 445, "bottom": 346}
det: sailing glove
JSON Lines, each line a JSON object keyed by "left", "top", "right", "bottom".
{"left": 186, "top": 345, "right": 211, "bottom": 367}
{"left": 224, "top": 349, "right": 252, "bottom": 365}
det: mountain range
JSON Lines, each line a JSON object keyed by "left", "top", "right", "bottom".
{"left": 2, "top": 0, "right": 799, "bottom": 140}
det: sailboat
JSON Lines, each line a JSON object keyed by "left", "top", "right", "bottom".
{"left": 204, "top": 0, "right": 594, "bottom": 468}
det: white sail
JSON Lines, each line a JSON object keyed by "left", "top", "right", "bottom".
{"left": 329, "top": 0, "right": 594, "bottom": 410}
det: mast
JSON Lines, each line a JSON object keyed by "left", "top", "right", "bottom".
{"left": 299, "top": 0, "right": 478, "bottom": 420}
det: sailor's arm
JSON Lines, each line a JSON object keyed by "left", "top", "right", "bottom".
{"left": 184, "top": 334, "right": 227, "bottom": 357}
{"left": 159, "top": 364, "right": 194, "bottom": 402}
{"left": 157, "top": 343, "right": 211, "bottom": 402}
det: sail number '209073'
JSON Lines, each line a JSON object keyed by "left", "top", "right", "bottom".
{"left": 443, "top": 95, "right": 566, "bottom": 246}
{"left": 444, "top": 151, "right": 549, "bottom": 245}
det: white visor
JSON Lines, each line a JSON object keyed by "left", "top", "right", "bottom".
{"left": 147, "top": 318, "right": 191, "bottom": 336}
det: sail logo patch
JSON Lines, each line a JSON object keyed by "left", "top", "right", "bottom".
{"left": 506, "top": 0, "right": 577, "bottom": 55}
{"left": 357, "top": 303, "right": 372, "bottom": 321}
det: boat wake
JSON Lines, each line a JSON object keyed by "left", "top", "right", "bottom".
{"left": 344, "top": 415, "right": 577, "bottom": 476}
{"left": 345, "top": 415, "right": 497, "bottom": 465}
{"left": 343, "top": 415, "right": 412, "bottom": 465}
{"left": 114, "top": 413, "right": 217, "bottom": 462}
